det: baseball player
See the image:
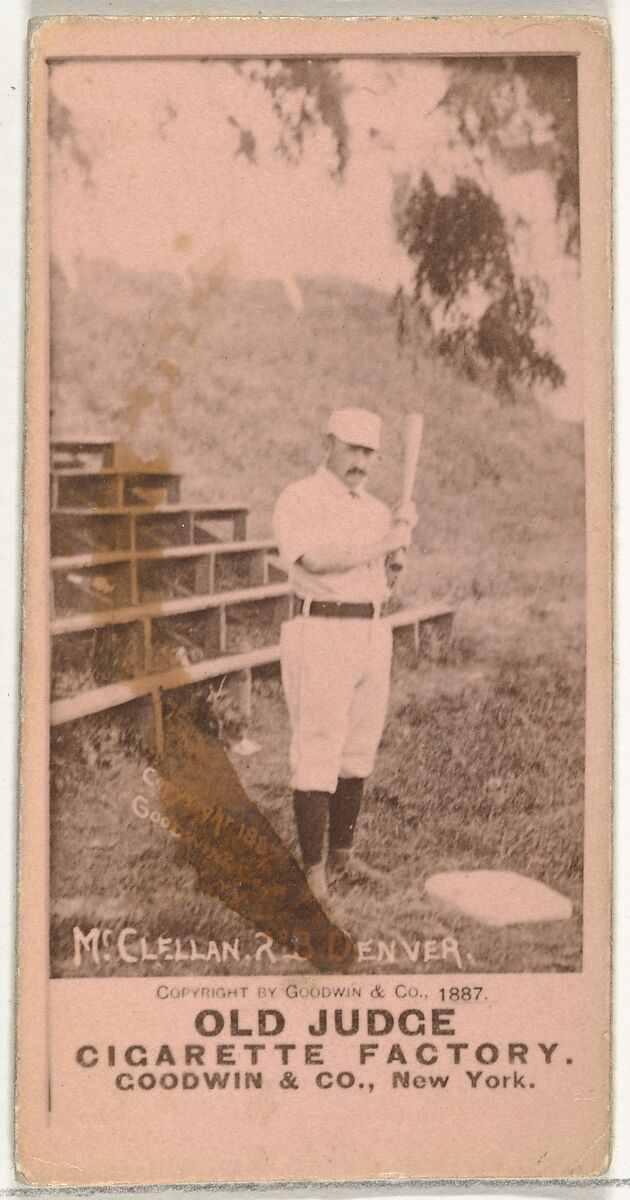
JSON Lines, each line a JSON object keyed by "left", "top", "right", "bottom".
{"left": 272, "top": 407, "right": 417, "bottom": 905}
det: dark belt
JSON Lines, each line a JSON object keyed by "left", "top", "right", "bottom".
{"left": 294, "top": 596, "right": 385, "bottom": 619}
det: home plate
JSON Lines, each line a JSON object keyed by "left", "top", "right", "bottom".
{"left": 425, "top": 871, "right": 572, "bottom": 927}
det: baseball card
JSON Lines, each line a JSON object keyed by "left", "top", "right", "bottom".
{"left": 17, "top": 14, "right": 611, "bottom": 1185}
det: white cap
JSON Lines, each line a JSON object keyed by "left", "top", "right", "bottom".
{"left": 326, "top": 407, "right": 382, "bottom": 451}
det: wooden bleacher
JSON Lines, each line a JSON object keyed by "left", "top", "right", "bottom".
{"left": 50, "top": 539, "right": 284, "bottom": 613}
{"left": 51, "top": 504, "right": 249, "bottom": 554}
{"left": 49, "top": 439, "right": 455, "bottom": 752}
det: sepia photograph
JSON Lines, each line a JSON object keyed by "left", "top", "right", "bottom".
{"left": 16, "top": 16, "right": 612, "bottom": 1185}
{"left": 47, "top": 49, "right": 587, "bottom": 979}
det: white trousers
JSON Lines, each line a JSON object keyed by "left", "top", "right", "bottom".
{"left": 280, "top": 615, "right": 393, "bottom": 794}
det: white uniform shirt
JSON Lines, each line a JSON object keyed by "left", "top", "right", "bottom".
{"left": 273, "top": 465, "right": 391, "bottom": 604}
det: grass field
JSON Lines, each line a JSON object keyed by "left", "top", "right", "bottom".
{"left": 49, "top": 266, "right": 585, "bottom": 977}
{"left": 50, "top": 598, "right": 584, "bottom": 977}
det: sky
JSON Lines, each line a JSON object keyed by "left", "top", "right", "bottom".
{"left": 48, "top": 58, "right": 583, "bottom": 419}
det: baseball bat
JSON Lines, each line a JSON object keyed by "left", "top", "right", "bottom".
{"left": 389, "top": 413, "right": 424, "bottom": 574}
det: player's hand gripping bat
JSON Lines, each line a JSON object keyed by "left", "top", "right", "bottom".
{"left": 388, "top": 412, "right": 424, "bottom": 577}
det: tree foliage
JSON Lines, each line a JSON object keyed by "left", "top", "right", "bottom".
{"left": 235, "top": 59, "right": 349, "bottom": 177}
{"left": 439, "top": 57, "right": 579, "bottom": 257}
{"left": 394, "top": 172, "right": 564, "bottom": 397}
{"left": 48, "top": 89, "right": 93, "bottom": 185}
{"left": 237, "top": 56, "right": 576, "bottom": 398}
